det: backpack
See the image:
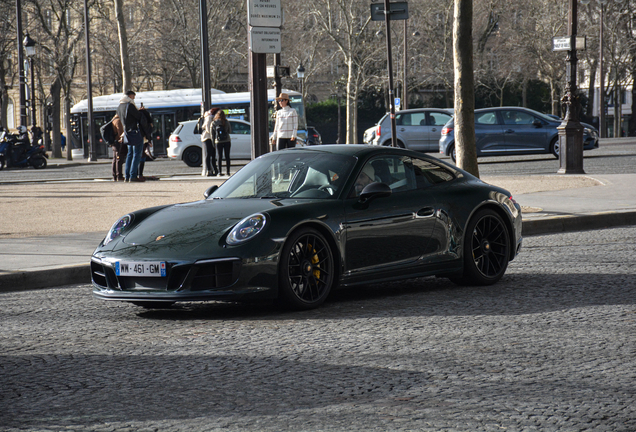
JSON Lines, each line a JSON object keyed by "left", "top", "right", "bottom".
{"left": 100, "top": 119, "right": 116, "bottom": 145}
{"left": 215, "top": 122, "right": 227, "bottom": 142}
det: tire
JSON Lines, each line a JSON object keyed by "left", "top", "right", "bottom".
{"left": 278, "top": 227, "right": 335, "bottom": 310}
{"left": 31, "top": 156, "right": 47, "bottom": 169}
{"left": 183, "top": 147, "right": 202, "bottom": 167}
{"left": 550, "top": 138, "right": 559, "bottom": 159}
{"left": 0, "top": 156, "right": 4, "bottom": 171}
{"left": 451, "top": 209, "right": 510, "bottom": 286}
{"left": 449, "top": 145, "right": 457, "bottom": 163}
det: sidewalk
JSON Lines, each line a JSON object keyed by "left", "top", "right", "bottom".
{"left": 1, "top": 171, "right": 636, "bottom": 293}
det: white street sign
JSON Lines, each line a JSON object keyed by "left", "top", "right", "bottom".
{"left": 248, "top": 0, "right": 282, "bottom": 28}
{"left": 552, "top": 36, "right": 586, "bottom": 51}
{"left": 249, "top": 27, "right": 281, "bottom": 54}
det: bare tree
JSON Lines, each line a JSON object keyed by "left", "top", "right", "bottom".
{"left": 453, "top": 0, "right": 479, "bottom": 177}
{"left": 305, "top": 0, "right": 384, "bottom": 143}
{"left": 0, "top": 6, "right": 16, "bottom": 129}
{"left": 28, "top": 0, "right": 84, "bottom": 158}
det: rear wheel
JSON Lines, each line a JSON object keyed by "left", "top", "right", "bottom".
{"left": 31, "top": 156, "right": 47, "bottom": 169}
{"left": 449, "top": 145, "right": 457, "bottom": 163}
{"left": 451, "top": 209, "right": 510, "bottom": 286}
{"left": 183, "top": 147, "right": 202, "bottom": 167}
{"left": 550, "top": 137, "right": 559, "bottom": 158}
{"left": 279, "top": 227, "right": 335, "bottom": 310}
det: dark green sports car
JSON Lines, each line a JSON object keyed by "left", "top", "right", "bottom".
{"left": 91, "top": 145, "right": 522, "bottom": 310}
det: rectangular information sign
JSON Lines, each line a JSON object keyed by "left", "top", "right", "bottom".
{"left": 249, "top": 27, "right": 282, "bottom": 54}
{"left": 248, "top": 0, "right": 282, "bottom": 28}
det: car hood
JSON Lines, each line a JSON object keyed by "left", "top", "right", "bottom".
{"left": 120, "top": 199, "right": 277, "bottom": 248}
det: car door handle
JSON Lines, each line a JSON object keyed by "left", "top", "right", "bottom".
{"left": 431, "top": 128, "right": 437, "bottom": 132}
{"left": 505, "top": 129, "right": 515, "bottom": 133}
{"left": 399, "top": 128, "right": 406, "bottom": 131}
{"left": 416, "top": 207, "right": 435, "bottom": 218}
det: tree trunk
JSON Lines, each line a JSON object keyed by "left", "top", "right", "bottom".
{"left": 114, "top": 0, "right": 131, "bottom": 92}
{"left": 453, "top": 0, "right": 479, "bottom": 178}
{"left": 50, "top": 78, "right": 62, "bottom": 159}
{"left": 628, "top": 66, "right": 636, "bottom": 136}
{"left": 586, "top": 62, "right": 596, "bottom": 122}
{"left": 522, "top": 79, "right": 527, "bottom": 108}
{"left": 345, "top": 59, "right": 355, "bottom": 144}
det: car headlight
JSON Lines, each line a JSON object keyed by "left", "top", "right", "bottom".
{"left": 103, "top": 214, "right": 133, "bottom": 246}
{"left": 226, "top": 213, "right": 267, "bottom": 245}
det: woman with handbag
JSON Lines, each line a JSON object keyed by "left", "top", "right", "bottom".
{"left": 201, "top": 108, "right": 219, "bottom": 176}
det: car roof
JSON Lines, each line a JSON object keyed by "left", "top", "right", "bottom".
{"left": 276, "top": 144, "right": 431, "bottom": 159}
{"left": 178, "top": 118, "right": 250, "bottom": 125}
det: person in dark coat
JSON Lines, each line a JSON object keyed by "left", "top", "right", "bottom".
{"left": 213, "top": 110, "right": 232, "bottom": 176}
{"left": 116, "top": 90, "right": 145, "bottom": 182}
{"left": 111, "top": 115, "right": 126, "bottom": 181}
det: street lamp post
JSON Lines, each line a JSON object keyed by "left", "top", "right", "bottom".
{"left": 24, "top": 33, "right": 36, "bottom": 129}
{"left": 296, "top": 63, "right": 305, "bottom": 98}
{"left": 557, "top": 0, "right": 585, "bottom": 174}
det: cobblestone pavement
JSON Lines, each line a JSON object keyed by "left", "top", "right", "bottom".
{"left": 1, "top": 227, "right": 635, "bottom": 432}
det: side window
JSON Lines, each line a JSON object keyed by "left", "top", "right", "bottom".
{"left": 411, "top": 157, "right": 455, "bottom": 188}
{"left": 502, "top": 110, "right": 535, "bottom": 125}
{"left": 231, "top": 122, "right": 250, "bottom": 134}
{"left": 429, "top": 112, "right": 452, "bottom": 126}
{"left": 475, "top": 112, "right": 498, "bottom": 125}
{"left": 349, "top": 156, "right": 413, "bottom": 198}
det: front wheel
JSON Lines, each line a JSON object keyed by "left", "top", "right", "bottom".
{"left": 279, "top": 227, "right": 335, "bottom": 310}
{"left": 183, "top": 147, "right": 202, "bottom": 167}
{"left": 451, "top": 209, "right": 510, "bottom": 286}
{"left": 31, "top": 156, "right": 47, "bottom": 169}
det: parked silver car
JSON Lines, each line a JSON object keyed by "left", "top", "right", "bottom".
{"left": 372, "top": 108, "right": 454, "bottom": 152}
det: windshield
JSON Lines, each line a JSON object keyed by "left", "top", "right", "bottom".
{"left": 210, "top": 151, "right": 356, "bottom": 200}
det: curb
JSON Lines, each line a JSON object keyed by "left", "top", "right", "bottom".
{"left": 1, "top": 212, "right": 636, "bottom": 294}
{"left": 0, "top": 264, "right": 91, "bottom": 293}
{"left": 522, "top": 210, "right": 636, "bottom": 236}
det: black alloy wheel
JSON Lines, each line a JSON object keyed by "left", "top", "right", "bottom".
{"left": 183, "top": 147, "right": 202, "bottom": 167}
{"left": 279, "top": 227, "right": 335, "bottom": 310}
{"left": 451, "top": 208, "right": 510, "bottom": 286}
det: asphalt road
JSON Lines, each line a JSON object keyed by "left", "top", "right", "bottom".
{"left": 1, "top": 226, "right": 635, "bottom": 431}
{"left": 0, "top": 140, "right": 634, "bottom": 183}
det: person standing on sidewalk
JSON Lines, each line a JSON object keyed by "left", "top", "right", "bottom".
{"left": 200, "top": 108, "right": 219, "bottom": 177}
{"left": 213, "top": 110, "right": 232, "bottom": 176}
{"left": 117, "top": 90, "right": 145, "bottom": 182}
{"left": 111, "top": 115, "right": 127, "bottom": 181}
{"left": 270, "top": 93, "right": 298, "bottom": 151}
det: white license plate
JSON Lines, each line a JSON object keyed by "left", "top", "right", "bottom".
{"left": 115, "top": 261, "right": 166, "bottom": 277}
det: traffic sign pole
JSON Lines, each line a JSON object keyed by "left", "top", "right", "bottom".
{"left": 384, "top": 0, "right": 397, "bottom": 147}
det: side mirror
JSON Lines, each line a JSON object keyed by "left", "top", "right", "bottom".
{"left": 204, "top": 185, "right": 219, "bottom": 198}
{"left": 532, "top": 119, "right": 542, "bottom": 128}
{"left": 359, "top": 182, "right": 391, "bottom": 204}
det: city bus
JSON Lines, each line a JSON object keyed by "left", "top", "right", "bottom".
{"left": 70, "top": 88, "right": 306, "bottom": 158}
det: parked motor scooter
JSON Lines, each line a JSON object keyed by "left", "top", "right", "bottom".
{"left": 0, "top": 129, "right": 48, "bottom": 170}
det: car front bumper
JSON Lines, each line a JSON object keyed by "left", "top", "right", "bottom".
{"left": 91, "top": 250, "right": 281, "bottom": 303}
